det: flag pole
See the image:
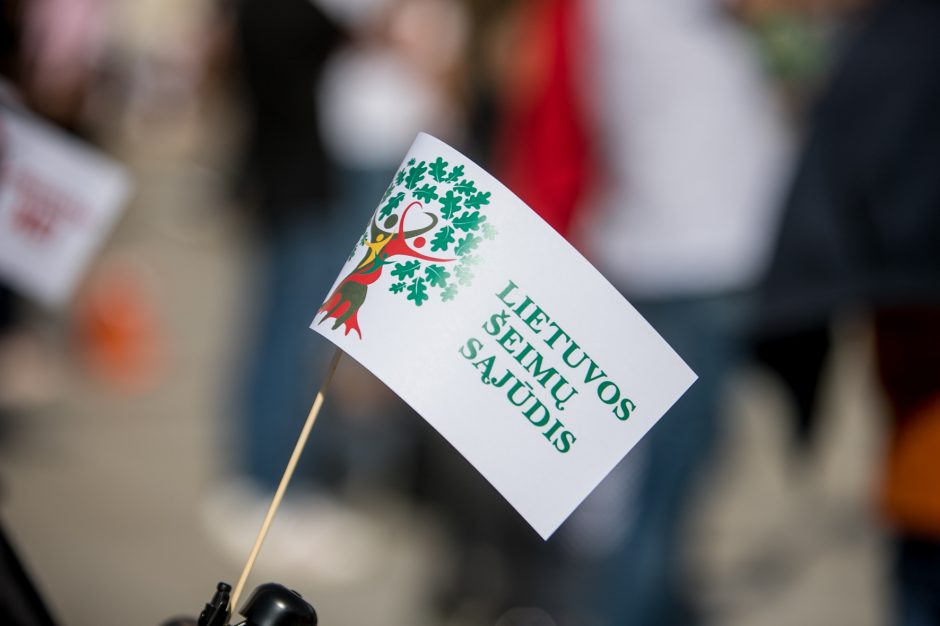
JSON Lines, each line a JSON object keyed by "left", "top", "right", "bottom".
{"left": 229, "top": 347, "right": 344, "bottom": 614}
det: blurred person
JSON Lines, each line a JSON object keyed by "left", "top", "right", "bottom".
{"left": 418, "top": 1, "right": 599, "bottom": 622}
{"left": 493, "top": 0, "right": 594, "bottom": 239}
{"left": 734, "top": 0, "right": 850, "bottom": 459}
{"left": 214, "top": 0, "right": 472, "bottom": 581}
{"left": 0, "top": 8, "right": 56, "bottom": 413}
{"left": 314, "top": 0, "right": 469, "bottom": 496}
{"left": 561, "top": 1, "right": 791, "bottom": 624}
{"left": 17, "top": 0, "right": 111, "bottom": 132}
{"left": 427, "top": 1, "right": 789, "bottom": 623}
{"left": 212, "top": 0, "right": 369, "bottom": 575}
{"left": 757, "top": 0, "right": 940, "bottom": 623}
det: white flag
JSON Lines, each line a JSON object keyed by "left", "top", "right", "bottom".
{"left": 312, "top": 133, "right": 696, "bottom": 539}
{"left": 0, "top": 108, "right": 131, "bottom": 306}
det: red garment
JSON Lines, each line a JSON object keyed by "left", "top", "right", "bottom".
{"left": 494, "top": 0, "right": 594, "bottom": 239}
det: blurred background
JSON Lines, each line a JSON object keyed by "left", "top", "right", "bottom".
{"left": 1, "top": 0, "right": 938, "bottom": 624}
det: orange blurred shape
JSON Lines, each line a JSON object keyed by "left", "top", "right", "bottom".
{"left": 74, "top": 260, "right": 164, "bottom": 392}
{"left": 881, "top": 394, "right": 940, "bottom": 539}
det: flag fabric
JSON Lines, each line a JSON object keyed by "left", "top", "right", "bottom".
{"left": 312, "top": 133, "right": 695, "bottom": 539}
{"left": 0, "top": 107, "right": 131, "bottom": 307}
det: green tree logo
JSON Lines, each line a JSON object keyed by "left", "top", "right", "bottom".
{"left": 317, "top": 156, "right": 497, "bottom": 338}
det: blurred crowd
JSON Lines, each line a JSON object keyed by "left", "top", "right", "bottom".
{"left": 1, "top": 0, "right": 939, "bottom": 625}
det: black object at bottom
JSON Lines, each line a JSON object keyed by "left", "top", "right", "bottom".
{"left": 0, "top": 520, "right": 57, "bottom": 626}
{"left": 198, "top": 581, "right": 232, "bottom": 626}
{"left": 240, "top": 583, "right": 317, "bottom": 626}
{"left": 162, "top": 581, "right": 317, "bottom": 626}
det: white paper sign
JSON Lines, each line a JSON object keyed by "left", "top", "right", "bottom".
{"left": 0, "top": 108, "right": 131, "bottom": 306}
{"left": 312, "top": 133, "right": 696, "bottom": 539}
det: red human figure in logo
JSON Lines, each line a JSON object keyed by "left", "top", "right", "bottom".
{"left": 318, "top": 201, "right": 453, "bottom": 337}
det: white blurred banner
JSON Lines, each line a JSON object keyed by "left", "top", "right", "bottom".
{"left": 0, "top": 107, "right": 131, "bottom": 306}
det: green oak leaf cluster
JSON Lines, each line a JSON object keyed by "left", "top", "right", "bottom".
{"left": 355, "top": 154, "right": 496, "bottom": 307}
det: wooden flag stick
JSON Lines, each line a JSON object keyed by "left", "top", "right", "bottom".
{"left": 229, "top": 347, "right": 343, "bottom": 614}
